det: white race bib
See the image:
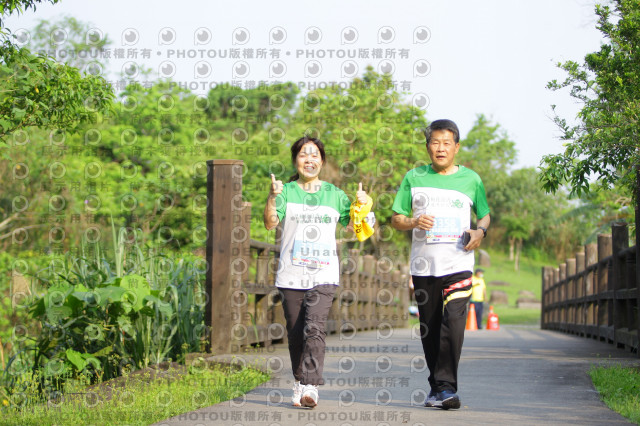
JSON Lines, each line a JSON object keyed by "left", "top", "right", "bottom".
{"left": 425, "top": 215, "right": 463, "bottom": 243}
{"left": 291, "top": 223, "right": 332, "bottom": 269}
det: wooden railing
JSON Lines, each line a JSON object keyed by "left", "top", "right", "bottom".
{"left": 541, "top": 222, "right": 638, "bottom": 356}
{"left": 205, "top": 160, "right": 411, "bottom": 354}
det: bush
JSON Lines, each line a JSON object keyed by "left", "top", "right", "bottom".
{"left": 2, "top": 225, "right": 207, "bottom": 403}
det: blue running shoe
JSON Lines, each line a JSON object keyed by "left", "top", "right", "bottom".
{"left": 436, "top": 390, "right": 461, "bottom": 410}
{"left": 424, "top": 390, "right": 439, "bottom": 407}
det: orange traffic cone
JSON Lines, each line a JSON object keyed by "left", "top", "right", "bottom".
{"left": 487, "top": 305, "right": 500, "bottom": 330}
{"left": 466, "top": 303, "right": 478, "bottom": 331}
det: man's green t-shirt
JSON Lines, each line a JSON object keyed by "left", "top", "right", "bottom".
{"left": 392, "top": 165, "right": 490, "bottom": 277}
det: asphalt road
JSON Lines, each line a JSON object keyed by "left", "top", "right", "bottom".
{"left": 157, "top": 325, "right": 638, "bottom": 425}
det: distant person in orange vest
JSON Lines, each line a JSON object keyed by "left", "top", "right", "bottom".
{"left": 391, "top": 119, "right": 491, "bottom": 410}
{"left": 470, "top": 269, "right": 486, "bottom": 329}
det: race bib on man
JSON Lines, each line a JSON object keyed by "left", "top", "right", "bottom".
{"left": 425, "top": 214, "right": 464, "bottom": 243}
{"left": 414, "top": 193, "right": 467, "bottom": 243}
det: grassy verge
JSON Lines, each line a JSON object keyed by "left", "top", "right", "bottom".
{"left": 480, "top": 249, "right": 546, "bottom": 324}
{"left": 490, "top": 306, "right": 539, "bottom": 325}
{"left": 1, "top": 365, "right": 269, "bottom": 426}
{"left": 483, "top": 249, "right": 547, "bottom": 300}
{"left": 589, "top": 364, "right": 640, "bottom": 425}
{"left": 408, "top": 306, "right": 539, "bottom": 328}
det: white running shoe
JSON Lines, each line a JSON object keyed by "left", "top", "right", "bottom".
{"left": 291, "top": 381, "right": 303, "bottom": 407}
{"left": 300, "top": 384, "right": 319, "bottom": 408}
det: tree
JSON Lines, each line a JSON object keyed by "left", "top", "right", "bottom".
{"left": 501, "top": 216, "right": 531, "bottom": 271}
{"left": 563, "top": 184, "right": 634, "bottom": 244}
{"left": 28, "top": 16, "right": 111, "bottom": 69}
{"left": 0, "top": 1, "right": 113, "bottom": 148}
{"left": 540, "top": 0, "right": 639, "bottom": 205}
{"left": 1, "top": 10, "right": 114, "bottom": 248}
{"left": 497, "top": 169, "right": 540, "bottom": 269}
{"left": 540, "top": 0, "right": 639, "bottom": 280}
{"left": 0, "top": 0, "right": 60, "bottom": 24}
{"left": 457, "top": 114, "right": 517, "bottom": 179}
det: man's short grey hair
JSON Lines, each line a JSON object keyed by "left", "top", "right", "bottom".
{"left": 424, "top": 119, "right": 460, "bottom": 144}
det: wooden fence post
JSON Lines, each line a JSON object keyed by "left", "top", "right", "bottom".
{"left": 362, "top": 254, "right": 376, "bottom": 330}
{"left": 541, "top": 266, "right": 552, "bottom": 329}
{"left": 229, "top": 201, "right": 251, "bottom": 352}
{"left": 585, "top": 243, "right": 597, "bottom": 334}
{"left": 559, "top": 263, "right": 567, "bottom": 328}
{"left": 552, "top": 268, "right": 559, "bottom": 325}
{"left": 611, "top": 223, "right": 629, "bottom": 349}
{"left": 541, "top": 267, "right": 546, "bottom": 329}
{"left": 395, "top": 271, "right": 410, "bottom": 328}
{"left": 205, "top": 159, "right": 244, "bottom": 354}
{"left": 548, "top": 267, "right": 551, "bottom": 327}
{"left": 576, "top": 250, "right": 585, "bottom": 335}
{"left": 597, "top": 234, "right": 613, "bottom": 342}
{"left": 339, "top": 249, "right": 360, "bottom": 334}
{"left": 625, "top": 247, "right": 636, "bottom": 346}
{"left": 376, "top": 257, "right": 393, "bottom": 330}
{"left": 567, "top": 258, "right": 576, "bottom": 334}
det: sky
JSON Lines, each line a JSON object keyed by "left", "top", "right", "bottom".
{"left": 4, "top": 0, "right": 605, "bottom": 169}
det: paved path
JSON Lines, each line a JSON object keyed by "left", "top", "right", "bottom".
{"left": 157, "top": 325, "right": 638, "bottom": 425}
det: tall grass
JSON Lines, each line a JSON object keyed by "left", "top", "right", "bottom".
{"left": 1, "top": 224, "right": 207, "bottom": 408}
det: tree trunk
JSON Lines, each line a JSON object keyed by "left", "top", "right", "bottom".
{"left": 509, "top": 236, "right": 515, "bottom": 261}
{"left": 515, "top": 238, "right": 522, "bottom": 271}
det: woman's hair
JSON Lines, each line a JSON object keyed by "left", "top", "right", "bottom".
{"left": 288, "top": 136, "right": 326, "bottom": 182}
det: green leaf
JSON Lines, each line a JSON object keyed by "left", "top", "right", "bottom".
{"left": 46, "top": 305, "right": 72, "bottom": 322}
{"left": 90, "top": 345, "right": 113, "bottom": 358}
{"left": 117, "top": 315, "right": 134, "bottom": 335}
{"left": 138, "top": 305, "right": 155, "bottom": 317}
{"left": 11, "top": 108, "right": 26, "bottom": 120}
{"left": 70, "top": 291, "right": 96, "bottom": 305}
{"left": 65, "top": 348, "right": 87, "bottom": 371}
{"left": 31, "top": 297, "right": 46, "bottom": 317}
{"left": 82, "top": 356, "right": 102, "bottom": 371}
{"left": 144, "top": 294, "right": 174, "bottom": 317}
{"left": 117, "top": 274, "right": 151, "bottom": 312}
{"left": 94, "top": 285, "right": 127, "bottom": 305}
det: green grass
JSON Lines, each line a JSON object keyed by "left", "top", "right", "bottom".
{"left": 489, "top": 306, "right": 540, "bottom": 325}
{"left": 408, "top": 306, "right": 540, "bottom": 328}
{"left": 589, "top": 364, "right": 640, "bottom": 425}
{"left": 1, "top": 364, "right": 269, "bottom": 425}
{"left": 482, "top": 249, "right": 547, "bottom": 301}
{"left": 480, "top": 249, "right": 545, "bottom": 324}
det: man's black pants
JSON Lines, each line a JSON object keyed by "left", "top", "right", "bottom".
{"left": 412, "top": 272, "right": 472, "bottom": 393}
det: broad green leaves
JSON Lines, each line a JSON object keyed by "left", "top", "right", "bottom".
{"left": 64, "top": 348, "right": 100, "bottom": 373}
